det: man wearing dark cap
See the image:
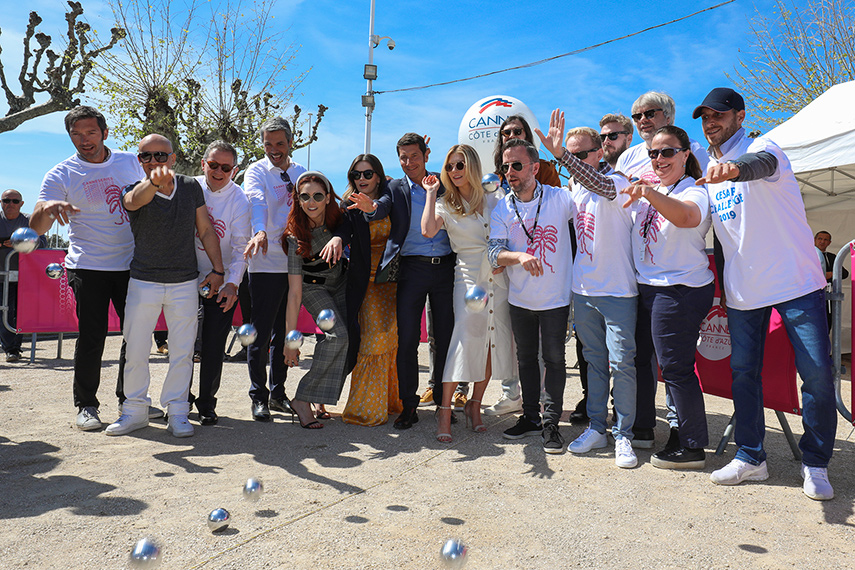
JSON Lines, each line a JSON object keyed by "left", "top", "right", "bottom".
{"left": 695, "top": 87, "right": 836, "bottom": 501}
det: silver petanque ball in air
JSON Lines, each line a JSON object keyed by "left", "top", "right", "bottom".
{"left": 440, "top": 538, "right": 468, "bottom": 568}
{"left": 284, "top": 330, "right": 304, "bottom": 350}
{"left": 207, "top": 508, "right": 231, "bottom": 532}
{"left": 237, "top": 323, "right": 258, "bottom": 347}
{"left": 242, "top": 477, "right": 264, "bottom": 502}
{"left": 45, "top": 263, "right": 64, "bottom": 279}
{"left": 464, "top": 285, "right": 488, "bottom": 313}
{"left": 481, "top": 172, "right": 500, "bottom": 192}
{"left": 10, "top": 227, "right": 39, "bottom": 254}
{"left": 316, "top": 309, "right": 336, "bottom": 332}
{"left": 129, "top": 537, "right": 161, "bottom": 568}
{"left": 199, "top": 283, "right": 211, "bottom": 298}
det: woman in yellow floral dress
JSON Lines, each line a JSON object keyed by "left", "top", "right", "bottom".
{"left": 340, "top": 155, "right": 402, "bottom": 425}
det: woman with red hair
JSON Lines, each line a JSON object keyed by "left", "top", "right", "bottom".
{"left": 282, "top": 171, "right": 349, "bottom": 429}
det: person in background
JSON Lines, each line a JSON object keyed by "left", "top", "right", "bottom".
{"left": 814, "top": 230, "right": 848, "bottom": 332}
{"left": 0, "top": 189, "right": 47, "bottom": 362}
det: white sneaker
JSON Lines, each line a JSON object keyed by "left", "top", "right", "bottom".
{"left": 76, "top": 407, "right": 102, "bottom": 431}
{"left": 615, "top": 437, "right": 638, "bottom": 469}
{"left": 710, "top": 458, "right": 769, "bottom": 485}
{"left": 167, "top": 415, "right": 194, "bottom": 438}
{"left": 568, "top": 426, "right": 608, "bottom": 454}
{"left": 105, "top": 414, "right": 149, "bottom": 436}
{"left": 801, "top": 464, "right": 833, "bottom": 500}
{"left": 483, "top": 393, "right": 522, "bottom": 416}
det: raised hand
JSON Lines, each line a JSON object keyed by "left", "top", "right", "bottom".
{"left": 534, "top": 109, "right": 566, "bottom": 159}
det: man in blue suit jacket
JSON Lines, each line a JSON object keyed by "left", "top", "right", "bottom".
{"left": 378, "top": 133, "right": 455, "bottom": 429}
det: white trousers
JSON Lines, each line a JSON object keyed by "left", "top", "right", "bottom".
{"left": 122, "top": 278, "right": 198, "bottom": 417}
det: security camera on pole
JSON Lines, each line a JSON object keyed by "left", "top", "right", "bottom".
{"left": 362, "top": 0, "right": 396, "bottom": 154}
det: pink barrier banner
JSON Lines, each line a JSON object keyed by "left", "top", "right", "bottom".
{"left": 851, "top": 246, "right": 854, "bottom": 423}
{"left": 17, "top": 249, "right": 321, "bottom": 335}
{"left": 694, "top": 255, "right": 799, "bottom": 415}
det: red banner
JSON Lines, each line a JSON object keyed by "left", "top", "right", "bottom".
{"left": 694, "top": 255, "right": 799, "bottom": 415}
{"left": 16, "top": 249, "right": 321, "bottom": 334}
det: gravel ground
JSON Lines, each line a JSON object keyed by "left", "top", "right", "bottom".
{"left": 1, "top": 334, "right": 854, "bottom": 569}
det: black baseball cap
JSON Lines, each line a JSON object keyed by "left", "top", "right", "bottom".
{"left": 692, "top": 88, "right": 745, "bottom": 119}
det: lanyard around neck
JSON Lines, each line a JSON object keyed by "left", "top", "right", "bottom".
{"left": 641, "top": 174, "right": 687, "bottom": 239}
{"left": 510, "top": 184, "right": 543, "bottom": 244}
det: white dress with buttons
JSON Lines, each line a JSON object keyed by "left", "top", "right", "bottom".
{"left": 436, "top": 191, "right": 515, "bottom": 384}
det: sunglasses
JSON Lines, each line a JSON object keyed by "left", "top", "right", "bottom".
{"left": 501, "top": 127, "right": 524, "bottom": 138}
{"left": 647, "top": 147, "right": 687, "bottom": 159}
{"left": 137, "top": 151, "right": 171, "bottom": 163}
{"left": 350, "top": 169, "right": 375, "bottom": 180}
{"left": 600, "top": 131, "right": 630, "bottom": 142}
{"left": 298, "top": 192, "right": 327, "bottom": 203}
{"left": 2, "top": 198, "right": 22, "bottom": 204}
{"left": 631, "top": 108, "right": 662, "bottom": 121}
{"left": 500, "top": 161, "right": 531, "bottom": 174}
{"left": 445, "top": 161, "right": 465, "bottom": 172}
{"left": 205, "top": 160, "right": 234, "bottom": 173}
{"left": 280, "top": 171, "right": 295, "bottom": 192}
{"left": 572, "top": 148, "right": 600, "bottom": 160}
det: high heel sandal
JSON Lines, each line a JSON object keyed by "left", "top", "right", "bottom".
{"left": 435, "top": 406, "right": 453, "bottom": 443}
{"left": 464, "top": 399, "right": 486, "bottom": 433}
{"left": 290, "top": 399, "right": 323, "bottom": 429}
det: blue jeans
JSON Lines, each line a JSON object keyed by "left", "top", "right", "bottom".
{"left": 639, "top": 282, "right": 714, "bottom": 449}
{"left": 728, "top": 288, "right": 836, "bottom": 467}
{"left": 508, "top": 303, "right": 569, "bottom": 426}
{"left": 574, "top": 294, "right": 637, "bottom": 439}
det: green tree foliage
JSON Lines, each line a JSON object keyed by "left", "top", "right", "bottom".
{"left": 93, "top": 0, "right": 325, "bottom": 179}
{"left": 0, "top": 1, "right": 125, "bottom": 133}
{"left": 729, "top": 0, "right": 855, "bottom": 132}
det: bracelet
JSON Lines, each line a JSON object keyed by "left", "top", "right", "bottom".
{"left": 209, "top": 269, "right": 225, "bottom": 276}
{"left": 151, "top": 180, "right": 163, "bottom": 189}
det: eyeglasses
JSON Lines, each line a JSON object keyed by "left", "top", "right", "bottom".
{"left": 500, "top": 162, "right": 531, "bottom": 174}
{"left": 205, "top": 160, "right": 234, "bottom": 173}
{"left": 137, "top": 151, "right": 171, "bottom": 163}
{"left": 600, "top": 131, "right": 630, "bottom": 142}
{"left": 631, "top": 108, "right": 662, "bottom": 121}
{"left": 572, "top": 148, "right": 600, "bottom": 160}
{"left": 350, "top": 169, "right": 375, "bottom": 180}
{"left": 298, "top": 192, "right": 326, "bottom": 203}
{"left": 445, "top": 161, "right": 465, "bottom": 172}
{"left": 647, "top": 147, "right": 687, "bottom": 159}
{"left": 280, "top": 171, "right": 294, "bottom": 193}
{"left": 501, "top": 127, "right": 524, "bottom": 138}
{"left": 2, "top": 198, "right": 21, "bottom": 204}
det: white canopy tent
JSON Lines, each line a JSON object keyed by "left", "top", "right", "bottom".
{"left": 766, "top": 80, "right": 855, "bottom": 352}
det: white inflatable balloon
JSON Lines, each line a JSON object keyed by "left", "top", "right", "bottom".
{"left": 457, "top": 95, "right": 542, "bottom": 176}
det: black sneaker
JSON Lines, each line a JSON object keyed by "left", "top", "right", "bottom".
{"left": 632, "top": 427, "right": 655, "bottom": 449}
{"left": 568, "top": 399, "right": 588, "bottom": 424}
{"left": 542, "top": 424, "right": 565, "bottom": 454}
{"left": 502, "top": 415, "right": 542, "bottom": 440}
{"left": 651, "top": 446, "right": 705, "bottom": 470}
{"left": 5, "top": 350, "right": 21, "bottom": 363}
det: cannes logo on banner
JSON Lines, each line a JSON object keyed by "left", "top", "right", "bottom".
{"left": 458, "top": 95, "right": 541, "bottom": 175}
{"left": 697, "top": 301, "right": 731, "bottom": 361}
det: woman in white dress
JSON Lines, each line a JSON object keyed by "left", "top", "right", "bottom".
{"left": 421, "top": 144, "right": 514, "bottom": 442}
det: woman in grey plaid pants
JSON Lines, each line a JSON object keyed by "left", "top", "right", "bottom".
{"left": 282, "top": 171, "right": 349, "bottom": 429}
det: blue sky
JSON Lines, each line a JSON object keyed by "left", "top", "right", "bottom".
{"left": 2, "top": 0, "right": 783, "bottom": 230}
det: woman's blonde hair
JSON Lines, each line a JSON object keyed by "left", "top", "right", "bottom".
{"left": 439, "top": 144, "right": 483, "bottom": 217}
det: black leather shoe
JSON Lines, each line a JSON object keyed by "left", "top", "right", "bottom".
{"left": 663, "top": 427, "right": 680, "bottom": 453}
{"left": 393, "top": 407, "right": 419, "bottom": 430}
{"left": 252, "top": 401, "right": 272, "bottom": 422}
{"left": 200, "top": 412, "right": 218, "bottom": 426}
{"left": 632, "top": 427, "right": 655, "bottom": 449}
{"left": 269, "top": 396, "right": 294, "bottom": 414}
{"left": 651, "top": 446, "right": 705, "bottom": 470}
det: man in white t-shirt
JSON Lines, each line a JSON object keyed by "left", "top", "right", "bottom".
{"left": 488, "top": 138, "right": 574, "bottom": 454}
{"left": 30, "top": 106, "right": 147, "bottom": 432}
{"left": 696, "top": 87, "right": 837, "bottom": 501}
{"left": 242, "top": 117, "right": 307, "bottom": 422}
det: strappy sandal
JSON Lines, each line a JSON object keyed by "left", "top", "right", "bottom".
{"left": 435, "top": 406, "right": 453, "bottom": 443}
{"left": 464, "top": 399, "right": 486, "bottom": 433}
